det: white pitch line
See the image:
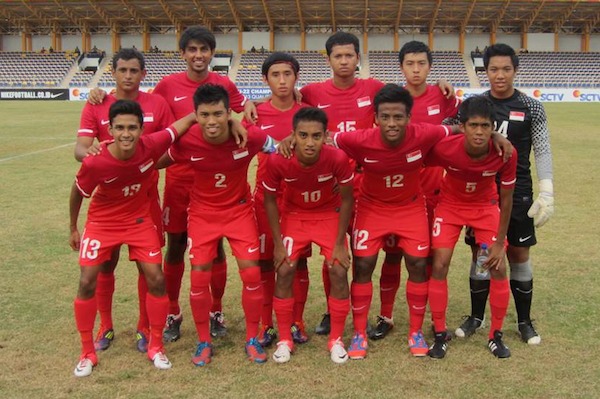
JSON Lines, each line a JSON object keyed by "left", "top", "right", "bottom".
{"left": 0, "top": 142, "right": 73, "bottom": 163}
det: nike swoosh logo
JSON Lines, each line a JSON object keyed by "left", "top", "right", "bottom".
{"left": 363, "top": 158, "right": 379, "bottom": 163}
{"left": 51, "top": 93, "right": 63, "bottom": 99}
{"left": 149, "top": 250, "right": 161, "bottom": 257}
{"left": 492, "top": 236, "right": 497, "bottom": 242}
{"left": 380, "top": 286, "right": 395, "bottom": 292}
{"left": 174, "top": 96, "right": 187, "bottom": 102}
{"left": 351, "top": 305, "right": 367, "bottom": 311}
{"left": 103, "top": 177, "right": 118, "bottom": 184}
{"left": 246, "top": 285, "right": 261, "bottom": 291}
{"left": 283, "top": 178, "right": 298, "bottom": 183}
{"left": 261, "top": 124, "right": 274, "bottom": 130}
{"left": 448, "top": 166, "right": 461, "bottom": 171}
{"left": 190, "top": 291, "right": 204, "bottom": 296}
{"left": 417, "top": 245, "right": 429, "bottom": 251}
{"left": 412, "top": 305, "right": 426, "bottom": 310}
{"left": 519, "top": 235, "right": 532, "bottom": 242}
{"left": 101, "top": 119, "right": 110, "bottom": 125}
{"left": 318, "top": 175, "right": 334, "bottom": 182}
{"left": 317, "top": 104, "right": 331, "bottom": 109}
{"left": 248, "top": 247, "right": 260, "bottom": 253}
{"left": 191, "top": 156, "right": 205, "bottom": 161}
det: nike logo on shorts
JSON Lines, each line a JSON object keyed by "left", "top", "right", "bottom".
{"left": 417, "top": 244, "right": 429, "bottom": 251}
{"left": 149, "top": 250, "right": 161, "bottom": 257}
{"left": 519, "top": 235, "right": 532, "bottom": 242}
{"left": 248, "top": 246, "right": 260, "bottom": 253}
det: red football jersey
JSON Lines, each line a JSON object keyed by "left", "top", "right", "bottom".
{"left": 244, "top": 101, "right": 309, "bottom": 198}
{"left": 333, "top": 123, "right": 451, "bottom": 208}
{"left": 427, "top": 135, "right": 517, "bottom": 207}
{"left": 300, "top": 78, "right": 385, "bottom": 132}
{"left": 154, "top": 71, "right": 248, "bottom": 181}
{"left": 78, "top": 92, "right": 174, "bottom": 141}
{"left": 262, "top": 145, "right": 354, "bottom": 220}
{"left": 75, "top": 128, "right": 176, "bottom": 227}
{"left": 168, "top": 125, "right": 274, "bottom": 211}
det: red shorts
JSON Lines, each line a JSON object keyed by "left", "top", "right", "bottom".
{"left": 281, "top": 215, "right": 344, "bottom": 260}
{"left": 162, "top": 174, "right": 192, "bottom": 234}
{"left": 352, "top": 199, "right": 430, "bottom": 258}
{"left": 254, "top": 191, "right": 276, "bottom": 260}
{"left": 79, "top": 220, "right": 162, "bottom": 266}
{"left": 187, "top": 204, "right": 260, "bottom": 265}
{"left": 432, "top": 203, "right": 503, "bottom": 249}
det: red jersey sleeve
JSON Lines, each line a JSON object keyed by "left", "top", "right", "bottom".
{"left": 262, "top": 154, "right": 282, "bottom": 193}
{"left": 75, "top": 155, "right": 101, "bottom": 197}
{"left": 144, "top": 128, "right": 177, "bottom": 160}
{"left": 78, "top": 102, "right": 99, "bottom": 139}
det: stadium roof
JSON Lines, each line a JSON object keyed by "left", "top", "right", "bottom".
{"left": 1, "top": 0, "right": 599, "bottom": 35}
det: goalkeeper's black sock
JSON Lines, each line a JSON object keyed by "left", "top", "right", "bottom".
{"left": 469, "top": 278, "right": 490, "bottom": 320}
{"left": 511, "top": 279, "right": 533, "bottom": 322}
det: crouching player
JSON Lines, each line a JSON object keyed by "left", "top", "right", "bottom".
{"left": 69, "top": 100, "right": 196, "bottom": 377}
{"left": 160, "top": 84, "right": 277, "bottom": 366}
{"left": 263, "top": 107, "right": 354, "bottom": 364}
{"left": 426, "top": 96, "right": 517, "bottom": 359}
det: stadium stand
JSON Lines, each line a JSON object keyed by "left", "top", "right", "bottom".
{"left": 369, "top": 50, "right": 471, "bottom": 87}
{"left": 476, "top": 51, "right": 600, "bottom": 88}
{"left": 0, "top": 51, "right": 78, "bottom": 87}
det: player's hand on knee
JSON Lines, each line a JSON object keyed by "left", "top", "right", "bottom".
{"left": 87, "top": 87, "right": 106, "bottom": 105}
{"left": 273, "top": 245, "right": 291, "bottom": 271}
{"left": 330, "top": 245, "right": 351, "bottom": 270}
{"left": 527, "top": 179, "right": 554, "bottom": 227}
{"left": 485, "top": 242, "right": 505, "bottom": 271}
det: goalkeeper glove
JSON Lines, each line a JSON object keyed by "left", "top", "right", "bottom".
{"left": 527, "top": 179, "right": 554, "bottom": 228}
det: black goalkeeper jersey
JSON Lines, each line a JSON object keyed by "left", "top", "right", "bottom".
{"left": 482, "top": 89, "right": 553, "bottom": 199}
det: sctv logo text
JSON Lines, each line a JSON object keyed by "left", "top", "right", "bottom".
{"left": 532, "top": 90, "right": 563, "bottom": 102}
{"left": 573, "top": 90, "right": 600, "bottom": 102}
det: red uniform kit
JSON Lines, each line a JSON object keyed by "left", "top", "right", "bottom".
{"left": 75, "top": 128, "right": 177, "bottom": 266}
{"left": 333, "top": 124, "right": 451, "bottom": 257}
{"left": 262, "top": 145, "right": 354, "bottom": 259}
{"left": 247, "top": 101, "right": 308, "bottom": 260}
{"left": 153, "top": 71, "right": 248, "bottom": 233}
{"left": 166, "top": 125, "right": 275, "bottom": 343}
{"left": 300, "top": 78, "right": 384, "bottom": 132}
{"left": 78, "top": 92, "right": 174, "bottom": 245}
{"left": 167, "top": 125, "right": 274, "bottom": 264}
{"left": 411, "top": 85, "right": 461, "bottom": 219}
{"left": 427, "top": 135, "right": 518, "bottom": 248}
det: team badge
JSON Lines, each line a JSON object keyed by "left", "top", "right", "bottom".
{"left": 233, "top": 148, "right": 249, "bottom": 160}
{"left": 406, "top": 150, "right": 422, "bottom": 162}
{"left": 139, "top": 159, "right": 154, "bottom": 173}
{"left": 509, "top": 111, "right": 525, "bottom": 121}
{"left": 427, "top": 105, "right": 440, "bottom": 116}
{"left": 357, "top": 96, "right": 371, "bottom": 108}
{"left": 143, "top": 113, "right": 154, "bottom": 123}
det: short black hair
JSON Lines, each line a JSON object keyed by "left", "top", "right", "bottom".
{"left": 179, "top": 25, "right": 216, "bottom": 51}
{"left": 398, "top": 40, "right": 433, "bottom": 66}
{"left": 193, "top": 84, "right": 229, "bottom": 111}
{"left": 325, "top": 31, "right": 360, "bottom": 56}
{"left": 483, "top": 43, "right": 519, "bottom": 70}
{"left": 374, "top": 84, "right": 414, "bottom": 115}
{"left": 292, "top": 107, "right": 328, "bottom": 131}
{"left": 112, "top": 48, "right": 145, "bottom": 70}
{"left": 458, "top": 95, "right": 496, "bottom": 124}
{"left": 109, "top": 99, "right": 143, "bottom": 126}
{"left": 262, "top": 52, "right": 300, "bottom": 76}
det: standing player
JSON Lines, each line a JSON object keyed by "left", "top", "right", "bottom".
{"left": 263, "top": 107, "right": 354, "bottom": 364}
{"left": 455, "top": 44, "right": 554, "bottom": 345}
{"left": 427, "top": 96, "right": 517, "bottom": 359}
{"left": 368, "top": 40, "right": 462, "bottom": 340}
{"left": 152, "top": 26, "right": 257, "bottom": 342}
{"left": 159, "top": 84, "right": 275, "bottom": 366}
{"left": 75, "top": 48, "right": 174, "bottom": 353}
{"left": 70, "top": 100, "right": 195, "bottom": 377}
{"left": 333, "top": 84, "right": 456, "bottom": 358}
{"left": 248, "top": 52, "right": 311, "bottom": 347}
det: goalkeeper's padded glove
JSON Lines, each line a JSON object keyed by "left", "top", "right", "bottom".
{"left": 527, "top": 179, "right": 554, "bottom": 228}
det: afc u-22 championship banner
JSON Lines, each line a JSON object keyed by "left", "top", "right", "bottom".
{"left": 65, "top": 86, "right": 600, "bottom": 103}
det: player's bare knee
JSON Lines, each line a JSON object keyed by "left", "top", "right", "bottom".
{"left": 353, "top": 256, "right": 375, "bottom": 282}
{"left": 259, "top": 259, "right": 274, "bottom": 273}
{"left": 404, "top": 256, "right": 427, "bottom": 281}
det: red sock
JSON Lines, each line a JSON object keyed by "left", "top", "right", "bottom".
{"left": 273, "top": 296, "right": 294, "bottom": 344}
{"left": 95, "top": 272, "right": 114, "bottom": 330}
{"left": 328, "top": 296, "right": 350, "bottom": 342}
{"left": 260, "top": 270, "right": 275, "bottom": 327}
{"left": 137, "top": 273, "right": 149, "bottom": 331}
{"left": 428, "top": 278, "right": 448, "bottom": 333}
{"left": 164, "top": 261, "right": 184, "bottom": 315}
{"left": 321, "top": 260, "right": 331, "bottom": 311}
{"left": 211, "top": 260, "right": 227, "bottom": 313}
{"left": 146, "top": 293, "right": 168, "bottom": 359}
{"left": 350, "top": 281, "right": 372, "bottom": 335}
{"left": 293, "top": 268, "right": 309, "bottom": 322}
{"left": 239, "top": 267, "right": 263, "bottom": 340}
{"left": 74, "top": 297, "right": 97, "bottom": 360}
{"left": 190, "top": 269, "right": 212, "bottom": 342}
{"left": 379, "top": 262, "right": 401, "bottom": 319}
{"left": 406, "top": 280, "right": 428, "bottom": 334}
{"left": 489, "top": 278, "right": 510, "bottom": 339}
